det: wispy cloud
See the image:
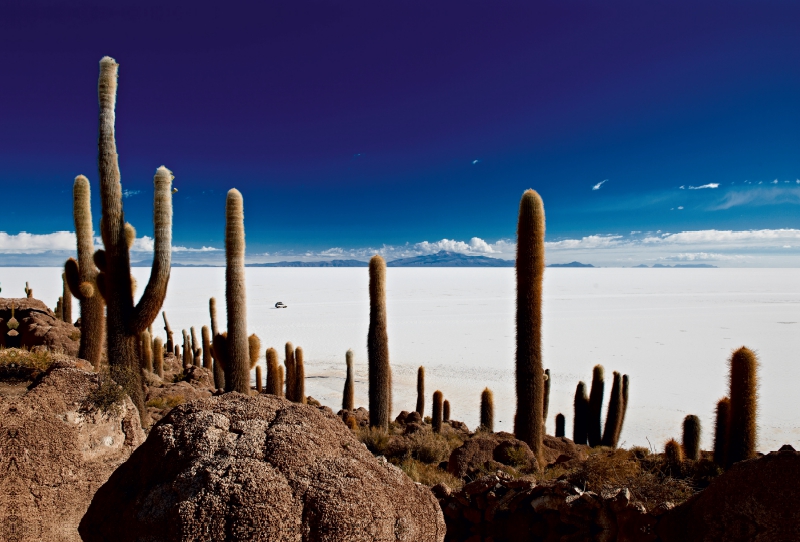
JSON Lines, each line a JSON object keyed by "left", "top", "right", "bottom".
{"left": 122, "top": 189, "right": 142, "bottom": 198}
{"left": 0, "top": 231, "right": 76, "bottom": 253}
{"left": 709, "top": 187, "right": 800, "bottom": 210}
{"left": 592, "top": 179, "right": 608, "bottom": 191}
{"left": 688, "top": 183, "right": 719, "bottom": 190}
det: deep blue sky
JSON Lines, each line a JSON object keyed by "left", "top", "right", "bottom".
{"left": 1, "top": 1, "right": 799, "bottom": 260}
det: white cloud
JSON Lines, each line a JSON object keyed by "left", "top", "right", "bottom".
{"left": 659, "top": 252, "right": 748, "bottom": 262}
{"left": 122, "top": 189, "right": 142, "bottom": 198}
{"left": 709, "top": 187, "right": 800, "bottom": 210}
{"left": 0, "top": 231, "right": 76, "bottom": 253}
{"left": 688, "top": 183, "right": 719, "bottom": 190}
{"left": 546, "top": 235, "right": 623, "bottom": 249}
{"left": 592, "top": 179, "right": 608, "bottom": 191}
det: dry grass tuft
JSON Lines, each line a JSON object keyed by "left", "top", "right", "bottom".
{"left": 394, "top": 458, "right": 464, "bottom": 489}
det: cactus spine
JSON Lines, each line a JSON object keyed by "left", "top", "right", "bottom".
{"left": 588, "top": 365, "right": 605, "bottom": 447}
{"left": 255, "top": 365, "right": 263, "bottom": 393}
{"left": 726, "top": 347, "right": 758, "bottom": 468}
{"left": 342, "top": 348, "right": 355, "bottom": 411}
{"left": 443, "top": 400, "right": 450, "bottom": 423}
{"left": 480, "top": 387, "right": 494, "bottom": 432}
{"left": 682, "top": 414, "right": 702, "bottom": 461}
{"left": 664, "top": 438, "right": 684, "bottom": 466}
{"left": 601, "top": 371, "right": 623, "bottom": 447}
{"left": 432, "top": 390, "right": 443, "bottom": 434}
{"left": 61, "top": 272, "right": 73, "bottom": 324}
{"left": 95, "top": 57, "right": 174, "bottom": 423}
{"left": 284, "top": 341, "right": 296, "bottom": 401}
{"left": 294, "top": 346, "right": 306, "bottom": 404}
{"left": 515, "top": 189, "right": 545, "bottom": 463}
{"left": 573, "top": 381, "right": 589, "bottom": 445}
{"left": 201, "top": 325, "right": 212, "bottom": 369}
{"left": 367, "top": 255, "right": 391, "bottom": 429}
{"left": 555, "top": 413, "right": 565, "bottom": 438}
{"left": 266, "top": 347, "right": 281, "bottom": 396}
{"left": 713, "top": 397, "right": 730, "bottom": 467}
{"left": 141, "top": 330, "right": 153, "bottom": 372}
{"left": 153, "top": 337, "right": 164, "bottom": 378}
{"left": 248, "top": 334, "right": 261, "bottom": 371}
{"left": 416, "top": 366, "right": 425, "bottom": 416}
{"left": 64, "top": 174, "right": 105, "bottom": 367}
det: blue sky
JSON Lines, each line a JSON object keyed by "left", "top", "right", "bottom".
{"left": 1, "top": 1, "right": 799, "bottom": 266}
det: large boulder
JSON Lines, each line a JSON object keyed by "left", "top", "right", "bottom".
{"left": 0, "top": 297, "right": 80, "bottom": 356}
{"left": 657, "top": 448, "right": 800, "bottom": 542}
{"left": 0, "top": 357, "right": 145, "bottom": 542}
{"left": 79, "top": 393, "right": 446, "bottom": 542}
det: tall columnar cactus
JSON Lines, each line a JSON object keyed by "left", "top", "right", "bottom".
{"left": 726, "top": 346, "right": 758, "bottom": 468}
{"left": 543, "top": 368, "right": 551, "bottom": 426}
{"left": 682, "top": 414, "right": 702, "bottom": 461}
{"left": 515, "top": 189, "right": 545, "bottom": 463}
{"left": 201, "top": 325, "right": 212, "bottom": 369}
{"left": 277, "top": 365, "right": 285, "bottom": 398}
{"left": 162, "top": 311, "right": 174, "bottom": 352}
{"left": 215, "top": 189, "right": 249, "bottom": 394}
{"left": 190, "top": 327, "right": 200, "bottom": 366}
{"left": 432, "top": 390, "right": 443, "bottom": 434}
{"left": 153, "top": 336, "right": 164, "bottom": 378}
{"left": 481, "top": 387, "right": 494, "bottom": 432}
{"left": 416, "top": 366, "right": 425, "bottom": 416}
{"left": 294, "top": 346, "right": 306, "bottom": 404}
{"left": 443, "top": 400, "right": 450, "bottom": 423}
{"left": 617, "top": 374, "right": 629, "bottom": 444}
{"left": 588, "top": 365, "right": 605, "bottom": 447}
{"left": 342, "top": 348, "right": 355, "bottom": 411}
{"left": 255, "top": 365, "right": 263, "bottom": 393}
{"left": 55, "top": 297, "right": 63, "bottom": 321}
{"left": 367, "top": 255, "right": 391, "bottom": 429}
{"left": 573, "top": 381, "right": 589, "bottom": 445}
{"left": 95, "top": 57, "right": 174, "bottom": 423}
{"left": 61, "top": 272, "right": 73, "bottom": 324}
{"left": 555, "top": 413, "right": 565, "bottom": 438}
{"left": 64, "top": 174, "right": 105, "bottom": 367}
{"left": 209, "top": 298, "right": 224, "bottom": 390}
{"left": 140, "top": 330, "right": 153, "bottom": 372}
{"left": 285, "top": 341, "right": 296, "bottom": 401}
{"left": 601, "top": 371, "right": 623, "bottom": 447}
{"left": 265, "top": 347, "right": 281, "bottom": 396}
{"left": 664, "top": 438, "right": 684, "bottom": 466}
{"left": 182, "top": 330, "right": 192, "bottom": 368}
{"left": 713, "top": 397, "right": 730, "bottom": 467}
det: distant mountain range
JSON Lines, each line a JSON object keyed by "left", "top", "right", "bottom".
{"left": 248, "top": 259, "right": 367, "bottom": 267}
{"left": 240, "top": 252, "right": 595, "bottom": 268}
{"left": 547, "top": 261, "right": 595, "bottom": 268}
{"left": 634, "top": 263, "right": 718, "bottom": 268}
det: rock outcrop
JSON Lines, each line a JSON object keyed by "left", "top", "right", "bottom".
{"left": 0, "top": 298, "right": 80, "bottom": 356}
{"left": 79, "top": 393, "right": 447, "bottom": 542}
{"left": 0, "top": 358, "right": 145, "bottom": 542}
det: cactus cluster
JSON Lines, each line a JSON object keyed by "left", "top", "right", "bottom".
{"left": 571, "top": 365, "right": 629, "bottom": 448}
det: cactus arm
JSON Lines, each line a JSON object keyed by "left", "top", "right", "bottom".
{"left": 64, "top": 258, "right": 85, "bottom": 300}
{"left": 130, "top": 166, "right": 173, "bottom": 333}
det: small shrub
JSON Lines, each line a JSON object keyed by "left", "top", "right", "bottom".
{"left": 69, "top": 330, "right": 81, "bottom": 342}
{"left": 393, "top": 457, "right": 464, "bottom": 489}
{"left": 86, "top": 372, "right": 126, "bottom": 415}
{"left": 358, "top": 426, "right": 392, "bottom": 456}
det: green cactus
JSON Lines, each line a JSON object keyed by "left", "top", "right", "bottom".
{"left": 294, "top": 346, "right": 306, "bottom": 404}
{"left": 367, "top": 255, "right": 391, "bottom": 429}
{"left": 416, "top": 366, "right": 425, "bottom": 416}
{"left": 588, "top": 365, "right": 605, "bottom": 447}
{"left": 153, "top": 336, "right": 164, "bottom": 378}
{"left": 682, "top": 415, "right": 702, "bottom": 461}
{"left": 601, "top": 371, "right": 623, "bottom": 447}
{"left": 712, "top": 397, "right": 730, "bottom": 467}
{"left": 555, "top": 413, "right": 565, "bottom": 438}
{"left": 481, "top": 387, "right": 494, "bottom": 432}
{"left": 515, "top": 189, "right": 545, "bottom": 464}
{"left": 64, "top": 175, "right": 105, "bottom": 367}
{"left": 342, "top": 348, "right": 355, "bottom": 411}
{"left": 573, "top": 381, "right": 589, "bottom": 445}
{"left": 726, "top": 347, "right": 758, "bottom": 468}
{"left": 285, "top": 341, "right": 296, "bottom": 401}
{"left": 432, "top": 390, "right": 443, "bottom": 434}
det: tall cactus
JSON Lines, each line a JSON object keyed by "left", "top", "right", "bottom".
{"left": 153, "top": 336, "right": 164, "bottom": 378}
{"left": 573, "top": 381, "right": 589, "bottom": 445}
{"left": 416, "top": 366, "right": 425, "bottom": 416}
{"left": 481, "top": 387, "right": 494, "bottom": 432}
{"left": 588, "top": 365, "right": 605, "bottom": 447}
{"left": 601, "top": 371, "right": 623, "bottom": 447}
{"left": 265, "top": 347, "right": 281, "bottom": 396}
{"left": 209, "top": 298, "right": 224, "bottom": 390}
{"left": 61, "top": 272, "right": 73, "bottom": 324}
{"left": 543, "top": 368, "right": 551, "bottom": 426}
{"left": 367, "top": 255, "right": 391, "bottom": 429}
{"left": 182, "top": 330, "right": 191, "bottom": 368}
{"left": 617, "top": 374, "right": 629, "bottom": 445}
{"left": 140, "top": 330, "right": 153, "bottom": 373}
{"left": 515, "top": 189, "right": 545, "bottom": 464}
{"left": 190, "top": 327, "right": 200, "bottom": 366}
{"left": 432, "top": 390, "right": 443, "bottom": 434}
{"left": 95, "top": 57, "right": 173, "bottom": 423}
{"left": 726, "top": 347, "right": 758, "bottom": 468}
{"left": 342, "top": 348, "right": 355, "bottom": 411}
{"left": 64, "top": 174, "right": 105, "bottom": 367}
{"left": 713, "top": 397, "right": 730, "bottom": 467}
{"left": 285, "top": 341, "right": 296, "bottom": 401}
{"left": 294, "top": 346, "right": 306, "bottom": 404}
{"left": 201, "top": 325, "right": 212, "bottom": 369}
{"left": 682, "top": 414, "right": 702, "bottom": 461}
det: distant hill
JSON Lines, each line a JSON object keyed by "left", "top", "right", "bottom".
{"left": 547, "top": 261, "right": 595, "bottom": 268}
{"left": 386, "top": 251, "right": 514, "bottom": 267}
{"left": 248, "top": 259, "right": 368, "bottom": 267}
{"left": 640, "top": 264, "right": 718, "bottom": 268}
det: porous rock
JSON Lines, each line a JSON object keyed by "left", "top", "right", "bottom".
{"left": 0, "top": 297, "right": 80, "bottom": 356}
{"left": 79, "top": 393, "right": 446, "bottom": 542}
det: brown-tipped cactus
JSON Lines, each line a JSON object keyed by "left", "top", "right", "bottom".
{"left": 665, "top": 438, "right": 684, "bottom": 466}
{"left": 153, "top": 336, "right": 164, "bottom": 378}
{"left": 248, "top": 334, "right": 261, "bottom": 371}
{"left": 682, "top": 414, "right": 702, "bottom": 461}
{"left": 481, "top": 387, "right": 495, "bottom": 432}
{"left": 588, "top": 365, "right": 605, "bottom": 447}
{"left": 294, "top": 346, "right": 306, "bottom": 404}
{"left": 601, "top": 371, "right": 623, "bottom": 447}
{"left": 162, "top": 311, "right": 174, "bottom": 352}
{"left": 573, "top": 381, "right": 589, "bottom": 445}
{"left": 219, "top": 188, "right": 249, "bottom": 394}
{"left": 367, "top": 254, "right": 391, "bottom": 430}
{"left": 201, "top": 325, "right": 212, "bottom": 369}
{"left": 61, "top": 272, "right": 73, "bottom": 324}
{"left": 342, "top": 348, "right": 355, "bottom": 411}
{"left": 432, "top": 390, "right": 443, "bottom": 434}
{"left": 713, "top": 397, "right": 731, "bottom": 467}
{"left": 443, "top": 400, "right": 450, "bottom": 423}
{"left": 726, "top": 346, "right": 758, "bottom": 468}
{"left": 64, "top": 174, "right": 105, "bottom": 367}
{"left": 284, "top": 341, "right": 296, "bottom": 401}
{"left": 416, "top": 366, "right": 425, "bottom": 416}
{"left": 255, "top": 365, "right": 263, "bottom": 393}
{"left": 266, "top": 347, "right": 281, "bottom": 396}
{"left": 515, "top": 189, "right": 545, "bottom": 463}
{"left": 555, "top": 413, "right": 565, "bottom": 437}
{"left": 141, "top": 330, "right": 153, "bottom": 373}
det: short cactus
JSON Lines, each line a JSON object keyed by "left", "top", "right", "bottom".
{"left": 141, "top": 330, "right": 153, "bottom": 373}
{"left": 162, "top": 311, "right": 174, "bottom": 352}
{"left": 588, "top": 365, "right": 605, "bottom": 447}
{"left": 682, "top": 415, "right": 702, "bottom": 461}
{"left": 265, "top": 347, "right": 281, "bottom": 396}
{"left": 665, "top": 438, "right": 684, "bottom": 466}
{"left": 201, "top": 325, "right": 212, "bottom": 369}
{"left": 24, "top": 282, "right": 33, "bottom": 298}
{"left": 555, "top": 413, "right": 565, "bottom": 438}
{"left": 294, "top": 346, "right": 306, "bottom": 404}
{"left": 601, "top": 371, "right": 623, "bottom": 447}
{"left": 342, "top": 348, "right": 355, "bottom": 411}
{"left": 277, "top": 365, "right": 285, "bottom": 398}
{"left": 443, "top": 399, "right": 450, "bottom": 423}
{"left": 182, "top": 330, "right": 191, "bottom": 368}
{"left": 367, "top": 255, "right": 391, "bottom": 429}
{"left": 713, "top": 397, "right": 730, "bottom": 467}
{"left": 416, "top": 366, "right": 425, "bottom": 416}
{"left": 153, "top": 336, "right": 164, "bottom": 378}
{"left": 726, "top": 347, "right": 758, "bottom": 468}
{"left": 255, "top": 365, "right": 263, "bottom": 393}
{"left": 432, "top": 390, "right": 443, "bottom": 434}
{"left": 248, "top": 334, "right": 261, "bottom": 371}
{"left": 191, "top": 327, "right": 200, "bottom": 367}
{"left": 573, "top": 381, "right": 589, "bottom": 445}
{"left": 285, "top": 341, "right": 296, "bottom": 401}
{"left": 480, "top": 387, "right": 494, "bottom": 432}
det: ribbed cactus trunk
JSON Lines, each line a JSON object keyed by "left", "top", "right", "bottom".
{"left": 284, "top": 341, "right": 296, "bottom": 401}
{"left": 367, "top": 255, "right": 391, "bottom": 429}
{"left": 416, "top": 366, "right": 425, "bottom": 416}
{"left": 96, "top": 57, "right": 173, "bottom": 425}
{"left": 64, "top": 174, "right": 105, "bottom": 368}
{"left": 201, "top": 325, "right": 212, "bottom": 369}
{"left": 713, "top": 397, "right": 730, "bottom": 467}
{"left": 266, "top": 347, "right": 281, "bottom": 396}
{"left": 294, "top": 346, "right": 306, "bottom": 404}
{"left": 432, "top": 390, "right": 443, "bottom": 434}
{"left": 141, "top": 330, "right": 153, "bottom": 372}
{"left": 182, "top": 330, "right": 191, "bottom": 368}
{"left": 543, "top": 368, "right": 551, "bottom": 427}
{"left": 617, "top": 374, "right": 629, "bottom": 445}
{"left": 277, "top": 365, "right": 285, "bottom": 398}
{"left": 153, "top": 337, "right": 164, "bottom": 378}
{"left": 443, "top": 400, "right": 450, "bottom": 423}
{"left": 682, "top": 415, "right": 702, "bottom": 461}
{"left": 209, "top": 298, "right": 224, "bottom": 390}
{"left": 162, "top": 312, "right": 174, "bottom": 353}
{"left": 481, "top": 388, "right": 494, "bottom": 432}
{"left": 601, "top": 371, "right": 623, "bottom": 447}
{"left": 726, "top": 347, "right": 758, "bottom": 468}
{"left": 555, "top": 413, "right": 565, "bottom": 438}
{"left": 588, "top": 365, "right": 605, "bottom": 447}
{"left": 573, "top": 381, "right": 589, "bottom": 445}
{"left": 222, "top": 189, "right": 249, "bottom": 394}
{"left": 190, "top": 327, "right": 200, "bottom": 367}
{"left": 255, "top": 365, "right": 263, "bottom": 393}
{"left": 342, "top": 348, "right": 355, "bottom": 411}
{"left": 515, "top": 189, "right": 545, "bottom": 464}
{"left": 61, "top": 272, "right": 73, "bottom": 324}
